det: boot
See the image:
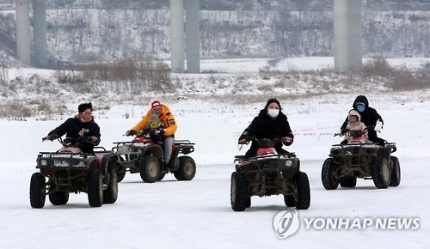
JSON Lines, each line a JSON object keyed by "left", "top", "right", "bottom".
{"left": 164, "top": 161, "right": 171, "bottom": 171}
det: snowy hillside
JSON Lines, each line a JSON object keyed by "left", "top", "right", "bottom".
{"left": 2, "top": 1, "right": 430, "bottom": 64}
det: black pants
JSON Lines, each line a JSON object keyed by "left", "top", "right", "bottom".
{"left": 368, "top": 131, "right": 386, "bottom": 146}
{"left": 79, "top": 141, "right": 95, "bottom": 154}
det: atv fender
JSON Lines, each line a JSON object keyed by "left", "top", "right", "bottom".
{"left": 86, "top": 158, "right": 100, "bottom": 176}
{"left": 383, "top": 144, "right": 396, "bottom": 161}
{"left": 99, "top": 153, "right": 118, "bottom": 176}
{"left": 143, "top": 144, "right": 164, "bottom": 161}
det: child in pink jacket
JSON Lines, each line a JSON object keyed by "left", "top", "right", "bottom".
{"left": 345, "top": 109, "right": 369, "bottom": 144}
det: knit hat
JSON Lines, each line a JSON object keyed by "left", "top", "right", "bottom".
{"left": 150, "top": 114, "right": 159, "bottom": 121}
{"left": 151, "top": 100, "right": 161, "bottom": 110}
{"left": 264, "top": 98, "right": 281, "bottom": 111}
{"left": 78, "top": 102, "right": 92, "bottom": 113}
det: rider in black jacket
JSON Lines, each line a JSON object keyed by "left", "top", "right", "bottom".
{"left": 238, "top": 98, "right": 294, "bottom": 158}
{"left": 43, "top": 103, "right": 101, "bottom": 153}
{"left": 340, "top": 95, "right": 385, "bottom": 146}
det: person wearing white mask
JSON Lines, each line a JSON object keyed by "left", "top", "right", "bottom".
{"left": 43, "top": 102, "right": 101, "bottom": 153}
{"left": 238, "top": 98, "right": 294, "bottom": 158}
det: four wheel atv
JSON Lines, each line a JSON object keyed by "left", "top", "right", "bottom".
{"left": 321, "top": 140, "right": 401, "bottom": 190}
{"left": 30, "top": 137, "right": 121, "bottom": 208}
{"left": 230, "top": 138, "right": 311, "bottom": 211}
{"left": 113, "top": 135, "right": 196, "bottom": 183}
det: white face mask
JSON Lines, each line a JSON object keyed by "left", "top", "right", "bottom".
{"left": 267, "top": 109, "right": 279, "bottom": 118}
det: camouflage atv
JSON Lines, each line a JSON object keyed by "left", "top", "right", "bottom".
{"left": 321, "top": 135, "right": 401, "bottom": 190}
{"left": 230, "top": 137, "right": 310, "bottom": 211}
{"left": 30, "top": 136, "right": 120, "bottom": 208}
{"left": 113, "top": 135, "right": 196, "bottom": 183}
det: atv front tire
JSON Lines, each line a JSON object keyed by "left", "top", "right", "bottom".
{"left": 230, "top": 172, "right": 248, "bottom": 211}
{"left": 372, "top": 156, "right": 391, "bottom": 189}
{"left": 140, "top": 156, "right": 160, "bottom": 183}
{"left": 295, "top": 171, "right": 311, "bottom": 210}
{"left": 321, "top": 158, "right": 339, "bottom": 190}
{"left": 30, "top": 172, "right": 46, "bottom": 209}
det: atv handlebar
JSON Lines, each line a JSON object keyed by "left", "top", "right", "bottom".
{"left": 240, "top": 136, "right": 284, "bottom": 148}
{"left": 42, "top": 136, "right": 95, "bottom": 147}
{"left": 42, "top": 134, "right": 59, "bottom": 141}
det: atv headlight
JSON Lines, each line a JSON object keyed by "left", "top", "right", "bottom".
{"left": 54, "top": 159, "right": 69, "bottom": 167}
{"left": 40, "top": 159, "right": 48, "bottom": 166}
{"left": 118, "top": 145, "right": 130, "bottom": 154}
{"left": 285, "top": 160, "right": 293, "bottom": 167}
{"left": 76, "top": 161, "right": 86, "bottom": 167}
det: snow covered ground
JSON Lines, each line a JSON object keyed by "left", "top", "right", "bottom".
{"left": 1, "top": 57, "right": 429, "bottom": 248}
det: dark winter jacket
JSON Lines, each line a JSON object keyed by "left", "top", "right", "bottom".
{"left": 340, "top": 95, "right": 383, "bottom": 141}
{"left": 239, "top": 109, "right": 294, "bottom": 152}
{"left": 142, "top": 124, "right": 165, "bottom": 144}
{"left": 48, "top": 115, "right": 101, "bottom": 153}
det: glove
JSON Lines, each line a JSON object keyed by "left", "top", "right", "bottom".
{"left": 125, "top": 130, "right": 136, "bottom": 136}
{"left": 283, "top": 136, "right": 293, "bottom": 143}
{"left": 136, "top": 130, "right": 143, "bottom": 136}
{"left": 43, "top": 134, "right": 59, "bottom": 141}
{"left": 375, "top": 121, "right": 383, "bottom": 132}
{"left": 334, "top": 129, "right": 345, "bottom": 137}
{"left": 154, "top": 128, "right": 165, "bottom": 135}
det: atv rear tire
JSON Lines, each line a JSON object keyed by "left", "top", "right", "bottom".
{"left": 115, "top": 157, "right": 126, "bottom": 182}
{"left": 340, "top": 176, "right": 357, "bottom": 188}
{"left": 390, "top": 156, "right": 401, "bottom": 187}
{"left": 245, "top": 197, "right": 251, "bottom": 208}
{"left": 139, "top": 156, "right": 160, "bottom": 183}
{"left": 87, "top": 169, "right": 103, "bottom": 207}
{"left": 230, "top": 172, "right": 248, "bottom": 211}
{"left": 295, "top": 171, "right": 311, "bottom": 210}
{"left": 49, "top": 184, "right": 69, "bottom": 206}
{"left": 284, "top": 195, "right": 296, "bottom": 207}
{"left": 174, "top": 156, "right": 196, "bottom": 181}
{"left": 158, "top": 172, "right": 166, "bottom": 181}
{"left": 30, "top": 172, "right": 46, "bottom": 209}
{"left": 372, "top": 156, "right": 391, "bottom": 189}
{"left": 321, "top": 158, "right": 339, "bottom": 190}
{"left": 103, "top": 171, "right": 118, "bottom": 204}
{"left": 116, "top": 170, "right": 126, "bottom": 183}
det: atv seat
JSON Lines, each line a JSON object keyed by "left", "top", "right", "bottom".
{"left": 60, "top": 147, "right": 81, "bottom": 153}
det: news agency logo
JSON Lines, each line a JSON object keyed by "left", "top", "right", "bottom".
{"left": 273, "top": 211, "right": 420, "bottom": 239}
{"left": 272, "top": 210, "right": 300, "bottom": 239}
{"left": 303, "top": 217, "right": 420, "bottom": 230}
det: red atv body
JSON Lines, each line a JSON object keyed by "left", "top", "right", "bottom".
{"left": 230, "top": 138, "right": 311, "bottom": 211}
{"left": 30, "top": 138, "right": 120, "bottom": 208}
{"left": 113, "top": 135, "right": 196, "bottom": 183}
